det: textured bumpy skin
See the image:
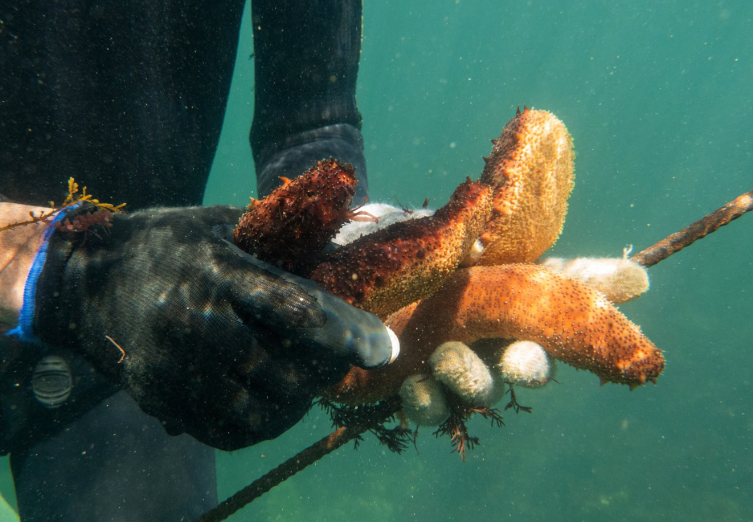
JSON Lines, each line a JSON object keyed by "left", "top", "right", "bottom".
{"left": 399, "top": 374, "right": 450, "bottom": 427}
{"left": 477, "top": 108, "right": 575, "bottom": 265}
{"left": 310, "top": 178, "right": 492, "bottom": 318}
{"left": 495, "top": 340, "right": 554, "bottom": 387}
{"left": 430, "top": 341, "right": 501, "bottom": 406}
{"left": 234, "top": 158, "right": 357, "bottom": 271}
{"left": 327, "top": 264, "right": 664, "bottom": 404}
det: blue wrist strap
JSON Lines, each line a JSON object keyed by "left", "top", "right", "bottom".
{"left": 7, "top": 205, "right": 80, "bottom": 343}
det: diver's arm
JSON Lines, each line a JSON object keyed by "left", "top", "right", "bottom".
{"left": 0, "top": 203, "right": 49, "bottom": 331}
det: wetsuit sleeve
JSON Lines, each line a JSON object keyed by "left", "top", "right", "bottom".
{"left": 250, "top": 0, "right": 369, "bottom": 203}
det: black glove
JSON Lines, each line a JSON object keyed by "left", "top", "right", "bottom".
{"left": 30, "top": 205, "right": 397, "bottom": 450}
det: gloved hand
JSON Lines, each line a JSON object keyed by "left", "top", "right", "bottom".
{"left": 28, "top": 205, "right": 397, "bottom": 450}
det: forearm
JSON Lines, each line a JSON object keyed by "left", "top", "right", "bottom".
{"left": 0, "top": 203, "right": 50, "bottom": 330}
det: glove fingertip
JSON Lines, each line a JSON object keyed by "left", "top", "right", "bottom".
{"left": 386, "top": 326, "right": 400, "bottom": 365}
{"left": 352, "top": 324, "right": 400, "bottom": 369}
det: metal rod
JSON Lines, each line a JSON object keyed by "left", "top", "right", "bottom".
{"left": 194, "top": 425, "right": 361, "bottom": 522}
{"left": 632, "top": 189, "right": 753, "bottom": 267}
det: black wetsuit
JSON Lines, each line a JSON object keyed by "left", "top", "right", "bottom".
{"left": 0, "top": 0, "right": 365, "bottom": 519}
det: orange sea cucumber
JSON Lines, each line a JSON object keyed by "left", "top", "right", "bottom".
{"left": 309, "top": 178, "right": 493, "bottom": 318}
{"left": 477, "top": 108, "right": 575, "bottom": 265}
{"left": 328, "top": 264, "right": 664, "bottom": 404}
{"left": 233, "top": 158, "right": 358, "bottom": 272}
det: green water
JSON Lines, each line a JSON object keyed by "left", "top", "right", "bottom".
{"left": 206, "top": 1, "right": 753, "bottom": 521}
{"left": 1, "top": 1, "right": 745, "bottom": 521}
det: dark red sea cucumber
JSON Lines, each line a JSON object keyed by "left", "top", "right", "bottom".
{"left": 233, "top": 158, "right": 358, "bottom": 272}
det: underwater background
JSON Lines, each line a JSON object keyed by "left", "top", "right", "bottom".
{"left": 2, "top": 0, "right": 751, "bottom": 520}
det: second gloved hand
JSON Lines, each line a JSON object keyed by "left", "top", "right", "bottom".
{"left": 31, "top": 205, "right": 397, "bottom": 450}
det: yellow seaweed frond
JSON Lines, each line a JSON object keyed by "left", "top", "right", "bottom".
{"left": 0, "top": 177, "right": 127, "bottom": 232}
